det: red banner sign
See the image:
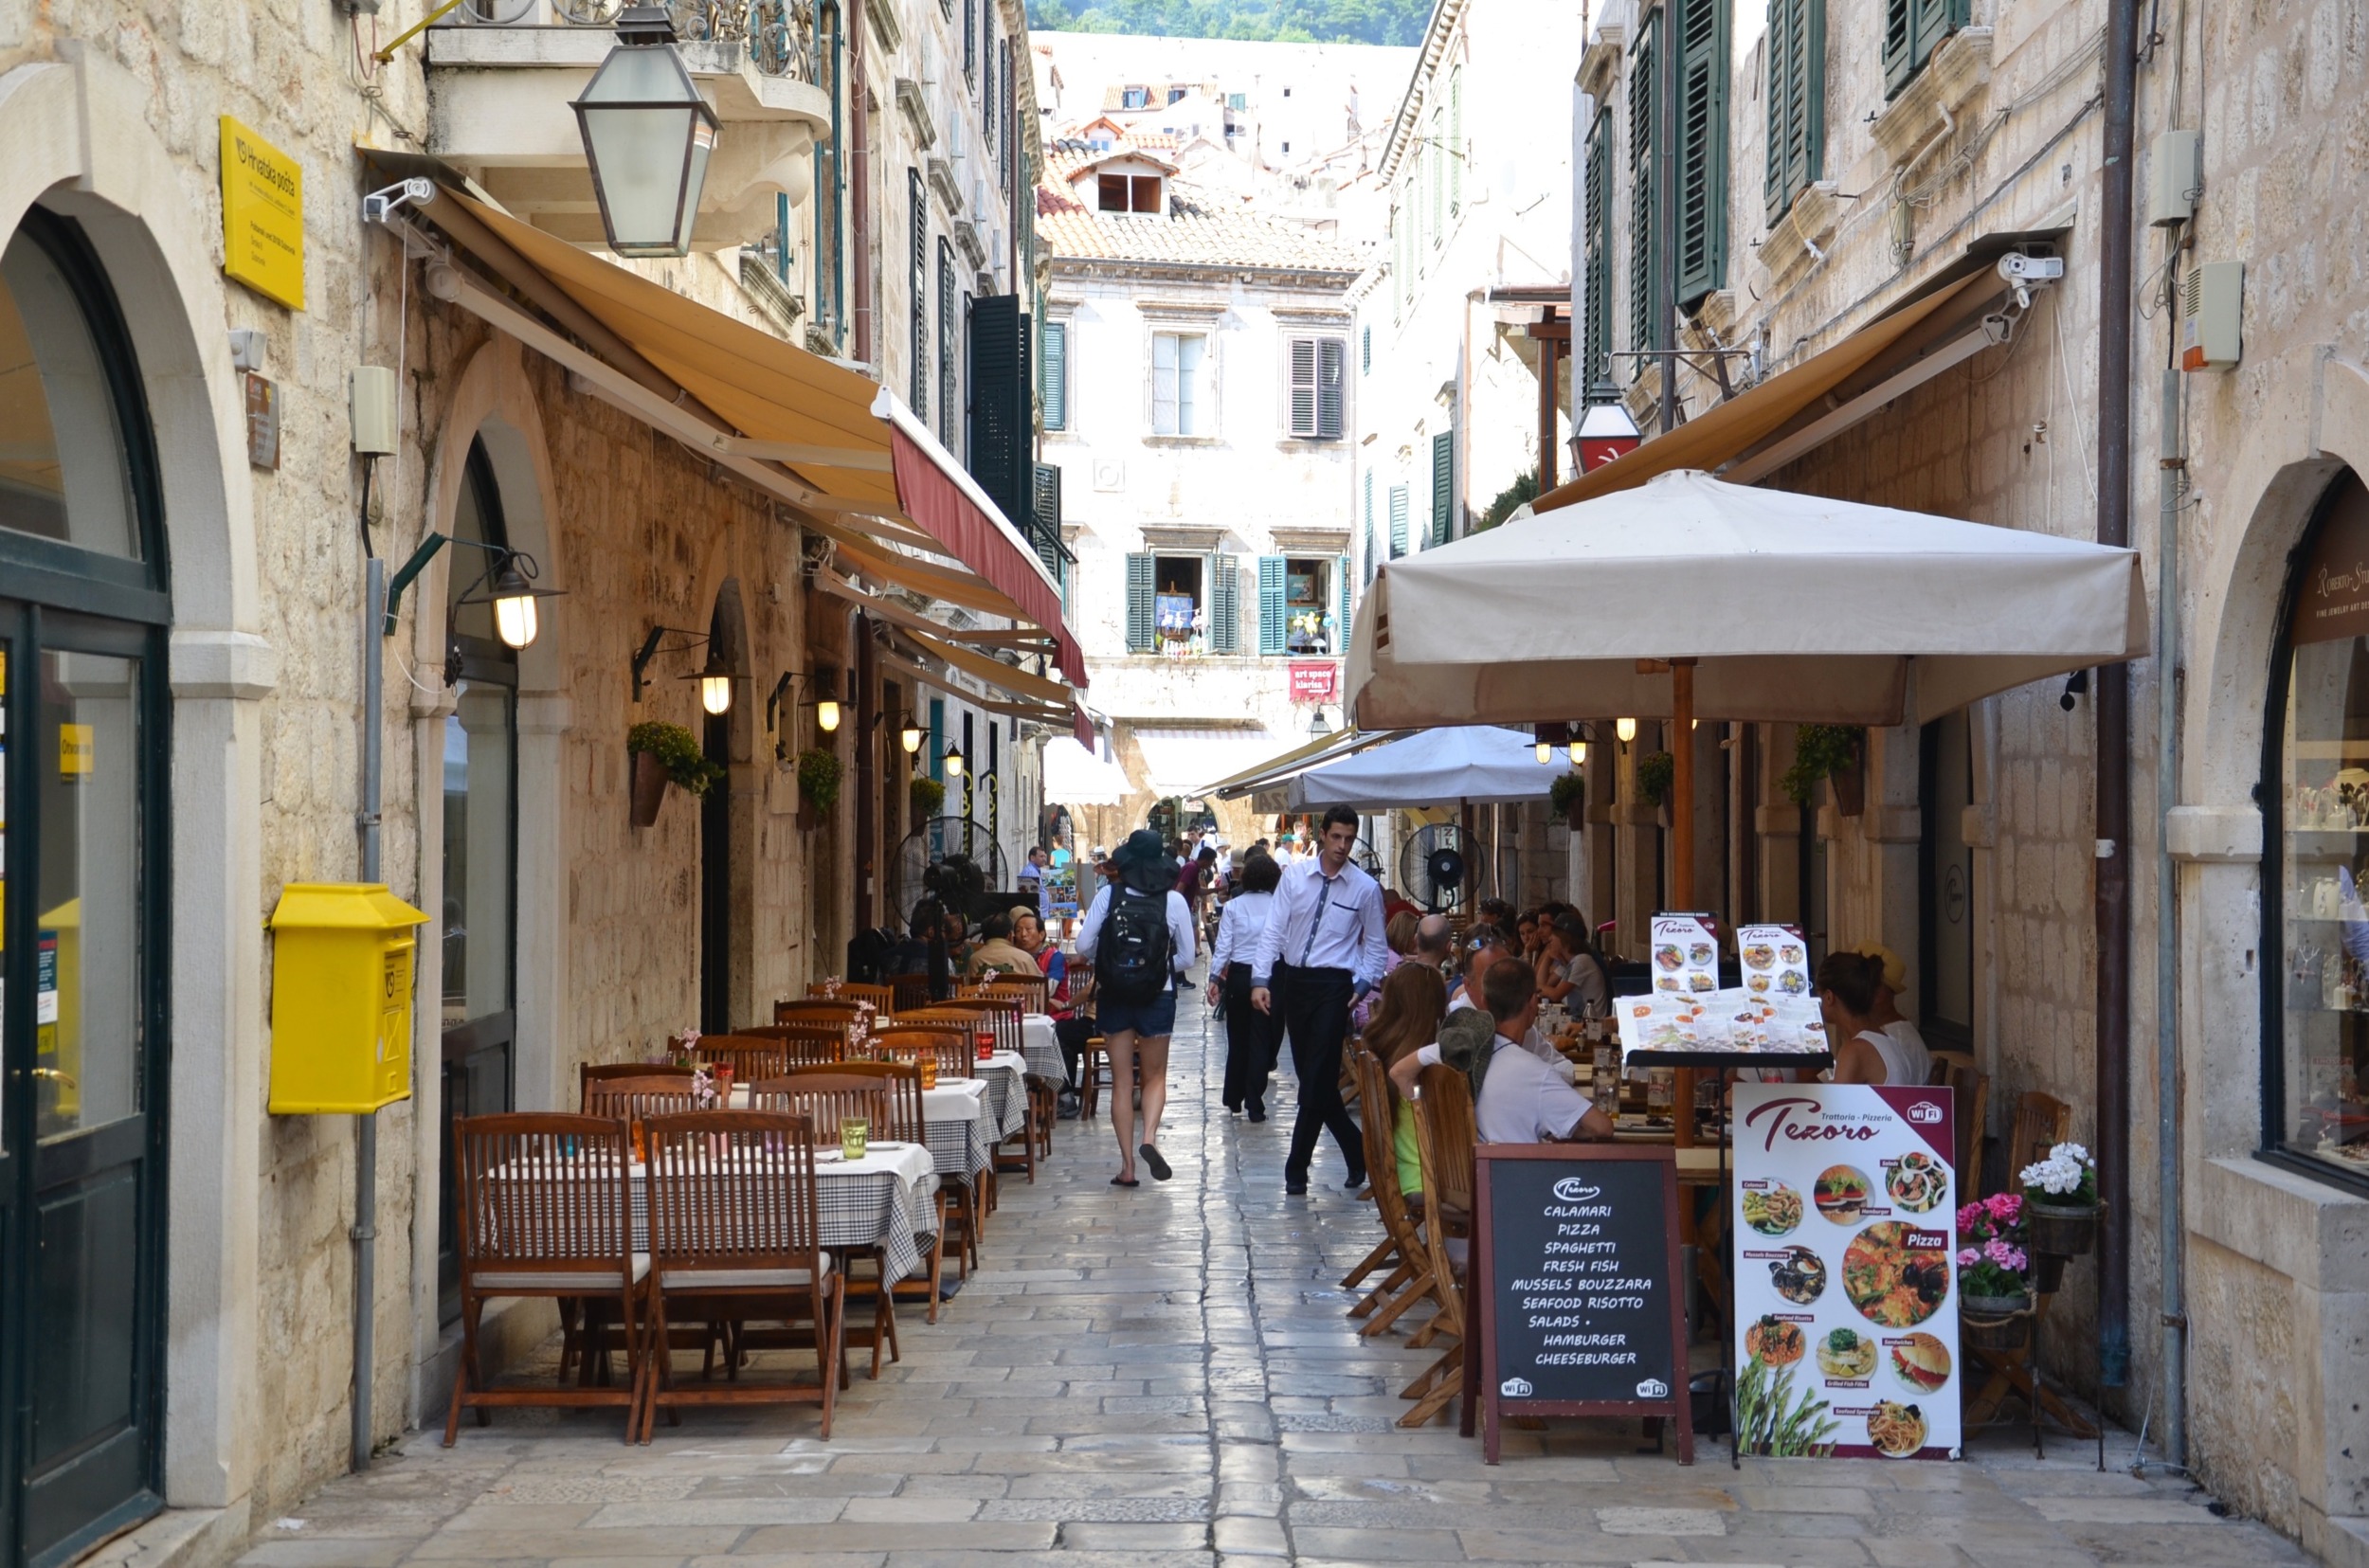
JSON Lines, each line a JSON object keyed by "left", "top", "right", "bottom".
{"left": 1289, "top": 661, "right": 1338, "bottom": 701}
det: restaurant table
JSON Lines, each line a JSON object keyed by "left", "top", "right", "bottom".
{"left": 730, "top": 1081, "right": 996, "bottom": 1181}
{"left": 1020, "top": 1015, "right": 1066, "bottom": 1082}
{"left": 1620, "top": 1046, "right": 1836, "bottom": 1469}
{"left": 973, "top": 1051, "right": 1031, "bottom": 1140}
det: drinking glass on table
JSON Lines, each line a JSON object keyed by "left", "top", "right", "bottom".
{"left": 920, "top": 1054, "right": 938, "bottom": 1089}
{"left": 841, "top": 1116, "right": 869, "bottom": 1161}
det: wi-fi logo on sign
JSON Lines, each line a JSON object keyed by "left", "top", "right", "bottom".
{"left": 1552, "top": 1178, "right": 1601, "bottom": 1202}
{"left": 1635, "top": 1378, "right": 1670, "bottom": 1399}
{"left": 1500, "top": 1377, "right": 1534, "bottom": 1397}
{"left": 1906, "top": 1100, "right": 1944, "bottom": 1126}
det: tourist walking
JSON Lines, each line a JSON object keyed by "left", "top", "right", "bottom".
{"left": 1251, "top": 805, "right": 1390, "bottom": 1195}
{"left": 1076, "top": 828, "right": 1197, "bottom": 1185}
{"left": 1207, "top": 846, "right": 1284, "bottom": 1120}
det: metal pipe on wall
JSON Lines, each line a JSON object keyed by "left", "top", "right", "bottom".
{"left": 353, "top": 557, "right": 386, "bottom": 1471}
{"left": 2092, "top": 0, "right": 2142, "bottom": 1396}
{"left": 2154, "top": 348, "right": 2188, "bottom": 1469}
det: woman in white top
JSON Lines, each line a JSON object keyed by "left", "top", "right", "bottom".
{"left": 1207, "top": 847, "right": 1285, "bottom": 1119}
{"left": 1816, "top": 951, "right": 1933, "bottom": 1087}
{"left": 1077, "top": 830, "right": 1200, "bottom": 1186}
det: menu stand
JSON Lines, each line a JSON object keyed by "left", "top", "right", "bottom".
{"left": 1621, "top": 1048, "right": 1834, "bottom": 1469}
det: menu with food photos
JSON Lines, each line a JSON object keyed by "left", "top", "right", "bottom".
{"left": 1649, "top": 913, "right": 1721, "bottom": 997}
{"left": 1729, "top": 1083, "right": 1961, "bottom": 1461}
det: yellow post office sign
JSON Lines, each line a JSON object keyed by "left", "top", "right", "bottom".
{"left": 220, "top": 117, "right": 304, "bottom": 310}
{"left": 59, "top": 723, "right": 93, "bottom": 783}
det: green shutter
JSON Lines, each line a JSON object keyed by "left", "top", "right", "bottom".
{"left": 1448, "top": 65, "right": 1464, "bottom": 217}
{"left": 1361, "top": 323, "right": 1371, "bottom": 374}
{"left": 1335, "top": 553, "right": 1351, "bottom": 649}
{"left": 1388, "top": 483, "right": 1409, "bottom": 556}
{"left": 1040, "top": 318, "right": 1067, "bottom": 431}
{"left": 1429, "top": 107, "right": 1444, "bottom": 243}
{"left": 1430, "top": 432, "right": 1454, "bottom": 546}
{"left": 1317, "top": 337, "right": 1346, "bottom": 438}
{"left": 1628, "top": 12, "right": 1662, "bottom": 355}
{"left": 910, "top": 169, "right": 929, "bottom": 419}
{"left": 1364, "top": 521, "right": 1378, "bottom": 586}
{"left": 1210, "top": 553, "right": 1239, "bottom": 654}
{"left": 1257, "top": 555, "right": 1287, "bottom": 655}
{"left": 1764, "top": 0, "right": 1825, "bottom": 223}
{"left": 1676, "top": 0, "right": 1729, "bottom": 309}
{"left": 1889, "top": 0, "right": 1965, "bottom": 98}
{"left": 1126, "top": 552, "right": 1154, "bottom": 652}
{"left": 1583, "top": 109, "right": 1615, "bottom": 396}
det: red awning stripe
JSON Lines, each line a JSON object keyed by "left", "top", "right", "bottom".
{"left": 878, "top": 406, "right": 1086, "bottom": 689}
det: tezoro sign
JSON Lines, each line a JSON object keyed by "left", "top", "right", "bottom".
{"left": 1470, "top": 1144, "right": 1692, "bottom": 1464}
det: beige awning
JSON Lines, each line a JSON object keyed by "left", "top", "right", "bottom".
{"left": 1204, "top": 727, "right": 1405, "bottom": 800}
{"left": 1533, "top": 272, "right": 1993, "bottom": 511}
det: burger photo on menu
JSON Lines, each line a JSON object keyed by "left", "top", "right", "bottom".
{"left": 1814, "top": 1164, "right": 1872, "bottom": 1223}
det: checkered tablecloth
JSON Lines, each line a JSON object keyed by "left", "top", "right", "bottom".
{"left": 973, "top": 1053, "right": 1029, "bottom": 1139}
{"left": 1021, "top": 1015, "right": 1065, "bottom": 1082}
{"left": 922, "top": 1079, "right": 994, "bottom": 1179}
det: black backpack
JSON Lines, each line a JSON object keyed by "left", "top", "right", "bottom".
{"left": 1096, "top": 884, "right": 1174, "bottom": 1006}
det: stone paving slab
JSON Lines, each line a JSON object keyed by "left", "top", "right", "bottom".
{"left": 236, "top": 976, "right": 2314, "bottom": 1567}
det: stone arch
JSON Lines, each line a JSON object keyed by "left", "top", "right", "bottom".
{"left": 0, "top": 49, "right": 271, "bottom": 1521}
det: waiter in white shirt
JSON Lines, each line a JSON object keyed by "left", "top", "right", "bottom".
{"left": 1251, "top": 805, "right": 1391, "bottom": 1195}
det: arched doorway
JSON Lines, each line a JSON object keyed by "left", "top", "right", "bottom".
{"left": 0, "top": 207, "right": 172, "bottom": 1566}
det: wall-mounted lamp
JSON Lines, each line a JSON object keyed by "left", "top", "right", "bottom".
{"left": 2060, "top": 668, "right": 2089, "bottom": 712}
{"left": 1309, "top": 707, "right": 1332, "bottom": 740}
{"left": 815, "top": 694, "right": 842, "bottom": 733}
{"left": 1615, "top": 716, "right": 1637, "bottom": 746}
{"left": 632, "top": 624, "right": 731, "bottom": 710}
{"left": 943, "top": 742, "right": 967, "bottom": 778}
{"left": 1531, "top": 721, "right": 1568, "bottom": 766}
{"left": 766, "top": 672, "right": 796, "bottom": 760}
{"left": 382, "top": 534, "right": 563, "bottom": 649}
{"left": 899, "top": 714, "right": 925, "bottom": 754}
{"left": 1567, "top": 723, "right": 1589, "bottom": 766}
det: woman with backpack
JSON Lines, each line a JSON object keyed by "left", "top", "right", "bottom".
{"left": 1076, "top": 828, "right": 1199, "bottom": 1186}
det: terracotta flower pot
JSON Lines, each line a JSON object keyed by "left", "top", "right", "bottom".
{"left": 630, "top": 749, "right": 670, "bottom": 828}
{"left": 2025, "top": 1199, "right": 2099, "bottom": 1258}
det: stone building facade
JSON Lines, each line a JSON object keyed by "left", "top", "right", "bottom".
{"left": 1548, "top": 0, "right": 2369, "bottom": 1555}
{"left": 0, "top": 0, "right": 1064, "bottom": 1563}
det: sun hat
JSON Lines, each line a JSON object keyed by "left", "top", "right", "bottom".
{"left": 1852, "top": 942, "right": 1909, "bottom": 994}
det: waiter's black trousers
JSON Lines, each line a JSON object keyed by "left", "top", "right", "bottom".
{"left": 1275, "top": 962, "right": 1364, "bottom": 1184}
{"left": 1221, "top": 962, "right": 1284, "bottom": 1111}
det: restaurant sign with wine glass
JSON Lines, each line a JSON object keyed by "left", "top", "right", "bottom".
{"left": 1729, "top": 1083, "right": 1961, "bottom": 1461}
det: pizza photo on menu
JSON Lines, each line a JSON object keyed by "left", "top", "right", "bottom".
{"left": 1843, "top": 1221, "right": 1951, "bottom": 1327}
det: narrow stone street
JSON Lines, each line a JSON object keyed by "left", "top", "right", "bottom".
{"left": 238, "top": 982, "right": 2306, "bottom": 1568}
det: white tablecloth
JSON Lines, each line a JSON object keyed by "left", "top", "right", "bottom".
{"left": 1021, "top": 1015, "right": 1065, "bottom": 1081}
{"left": 725, "top": 1082, "right": 993, "bottom": 1181}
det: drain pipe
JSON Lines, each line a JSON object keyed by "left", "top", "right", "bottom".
{"left": 2092, "top": 0, "right": 2141, "bottom": 1397}
{"left": 354, "top": 556, "right": 386, "bottom": 1471}
{"left": 2154, "top": 248, "right": 2189, "bottom": 1469}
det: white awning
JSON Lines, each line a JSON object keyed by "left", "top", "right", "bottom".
{"left": 1130, "top": 728, "right": 1287, "bottom": 799}
{"left": 1042, "top": 737, "right": 1132, "bottom": 805}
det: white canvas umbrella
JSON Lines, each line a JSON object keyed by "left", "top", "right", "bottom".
{"left": 1281, "top": 725, "right": 1557, "bottom": 811}
{"left": 1040, "top": 736, "right": 1131, "bottom": 805}
{"left": 1347, "top": 469, "right": 2147, "bottom": 730}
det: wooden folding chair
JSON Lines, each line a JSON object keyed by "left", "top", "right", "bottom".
{"left": 1344, "top": 1047, "right": 1438, "bottom": 1339}
{"left": 1965, "top": 1090, "right": 2094, "bottom": 1446}
{"left": 1943, "top": 1059, "right": 1990, "bottom": 1198}
{"left": 805, "top": 1061, "right": 965, "bottom": 1306}
{"left": 734, "top": 1024, "right": 846, "bottom": 1068}
{"left": 776, "top": 998, "right": 863, "bottom": 1026}
{"left": 444, "top": 1113, "right": 646, "bottom": 1444}
{"left": 1926, "top": 1047, "right": 1977, "bottom": 1084}
{"left": 810, "top": 982, "right": 895, "bottom": 1010}
{"left": 586, "top": 1074, "right": 702, "bottom": 1133}
{"left": 978, "top": 973, "right": 1050, "bottom": 1013}
{"left": 691, "top": 1037, "right": 791, "bottom": 1084}
{"left": 580, "top": 1061, "right": 696, "bottom": 1109}
{"left": 638, "top": 1111, "right": 844, "bottom": 1442}
{"left": 887, "top": 971, "right": 936, "bottom": 1011}
{"left": 934, "top": 997, "right": 1040, "bottom": 1180}
{"left": 745, "top": 1076, "right": 901, "bottom": 1377}
{"left": 1402, "top": 1064, "right": 1475, "bottom": 1428}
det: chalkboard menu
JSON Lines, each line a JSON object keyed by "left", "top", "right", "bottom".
{"left": 1470, "top": 1144, "right": 1693, "bottom": 1464}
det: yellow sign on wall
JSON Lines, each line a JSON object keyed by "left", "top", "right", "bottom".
{"left": 220, "top": 117, "right": 304, "bottom": 310}
{"left": 59, "top": 723, "right": 93, "bottom": 782}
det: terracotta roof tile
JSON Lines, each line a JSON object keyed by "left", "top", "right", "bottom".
{"left": 1035, "top": 177, "right": 1364, "bottom": 274}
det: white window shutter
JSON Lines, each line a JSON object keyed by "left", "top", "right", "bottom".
{"left": 1289, "top": 336, "right": 1317, "bottom": 436}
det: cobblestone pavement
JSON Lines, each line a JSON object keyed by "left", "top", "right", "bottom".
{"left": 239, "top": 977, "right": 2311, "bottom": 1567}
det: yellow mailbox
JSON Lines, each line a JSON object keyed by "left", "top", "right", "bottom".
{"left": 267, "top": 883, "right": 429, "bottom": 1114}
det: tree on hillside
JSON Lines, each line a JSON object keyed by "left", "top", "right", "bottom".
{"left": 1026, "top": 0, "right": 1430, "bottom": 46}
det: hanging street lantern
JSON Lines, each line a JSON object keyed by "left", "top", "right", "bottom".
{"left": 570, "top": 5, "right": 720, "bottom": 259}
{"left": 899, "top": 715, "right": 925, "bottom": 754}
{"left": 1571, "top": 401, "right": 1643, "bottom": 474}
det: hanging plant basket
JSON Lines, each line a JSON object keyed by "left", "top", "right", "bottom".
{"left": 1960, "top": 1294, "right": 2035, "bottom": 1350}
{"left": 2024, "top": 1199, "right": 2100, "bottom": 1257}
{"left": 1548, "top": 770, "right": 1585, "bottom": 830}
{"left": 1783, "top": 724, "right": 1866, "bottom": 816}
{"left": 630, "top": 749, "right": 670, "bottom": 828}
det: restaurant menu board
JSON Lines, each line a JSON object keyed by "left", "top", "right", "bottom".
{"left": 1471, "top": 1145, "right": 1692, "bottom": 1465}
{"left": 1730, "top": 1084, "right": 1960, "bottom": 1462}
{"left": 1619, "top": 914, "right": 1826, "bottom": 1054}
{"left": 1736, "top": 924, "right": 1826, "bottom": 1050}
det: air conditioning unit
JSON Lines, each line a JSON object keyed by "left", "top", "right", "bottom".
{"left": 2181, "top": 261, "right": 2242, "bottom": 372}
{"left": 971, "top": 178, "right": 992, "bottom": 223}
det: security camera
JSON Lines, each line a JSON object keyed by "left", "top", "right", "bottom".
{"left": 1998, "top": 251, "right": 2066, "bottom": 310}
{"left": 362, "top": 178, "right": 437, "bottom": 226}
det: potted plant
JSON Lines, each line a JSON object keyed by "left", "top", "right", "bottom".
{"left": 1637, "top": 750, "right": 1675, "bottom": 812}
{"left": 796, "top": 747, "right": 842, "bottom": 828}
{"left": 909, "top": 774, "right": 946, "bottom": 821}
{"left": 2018, "top": 1141, "right": 2100, "bottom": 1256}
{"left": 1548, "top": 769, "right": 1586, "bottom": 829}
{"left": 1781, "top": 724, "right": 1866, "bottom": 816}
{"left": 626, "top": 720, "right": 724, "bottom": 828}
{"left": 1956, "top": 1192, "right": 2034, "bottom": 1346}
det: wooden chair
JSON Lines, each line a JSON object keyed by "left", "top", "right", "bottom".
{"left": 888, "top": 972, "right": 935, "bottom": 1012}
{"left": 1078, "top": 1036, "right": 1111, "bottom": 1120}
{"left": 580, "top": 1061, "right": 696, "bottom": 1110}
{"left": 1402, "top": 1064, "right": 1475, "bottom": 1428}
{"left": 1344, "top": 1047, "right": 1438, "bottom": 1340}
{"left": 734, "top": 1024, "right": 845, "bottom": 1069}
{"left": 444, "top": 1113, "right": 646, "bottom": 1445}
{"left": 742, "top": 1075, "right": 901, "bottom": 1377}
{"left": 871, "top": 1026, "right": 979, "bottom": 1082}
{"left": 974, "top": 973, "right": 1050, "bottom": 1013}
{"left": 2005, "top": 1090, "right": 2072, "bottom": 1190}
{"left": 1926, "top": 1047, "right": 1977, "bottom": 1084}
{"left": 807, "top": 1061, "right": 969, "bottom": 1300}
{"left": 1963, "top": 1090, "right": 2094, "bottom": 1446}
{"left": 1942, "top": 1059, "right": 1991, "bottom": 1197}
{"left": 931, "top": 998, "right": 1040, "bottom": 1179}
{"left": 690, "top": 1037, "right": 790, "bottom": 1085}
{"left": 776, "top": 998, "right": 862, "bottom": 1025}
{"left": 638, "top": 1110, "right": 845, "bottom": 1442}
{"left": 809, "top": 982, "right": 895, "bottom": 1010}
{"left": 585, "top": 1074, "right": 702, "bottom": 1134}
